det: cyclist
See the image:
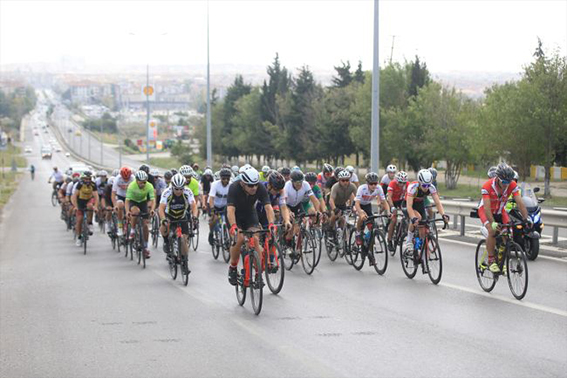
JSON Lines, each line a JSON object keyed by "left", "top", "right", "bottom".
{"left": 192, "top": 163, "right": 203, "bottom": 179}
{"left": 227, "top": 166, "right": 276, "bottom": 286}
{"left": 30, "top": 164, "right": 35, "bottom": 180}
{"left": 95, "top": 170, "right": 110, "bottom": 229}
{"left": 125, "top": 170, "right": 156, "bottom": 259}
{"left": 112, "top": 167, "right": 134, "bottom": 236}
{"left": 304, "top": 172, "right": 325, "bottom": 213}
{"left": 231, "top": 165, "right": 239, "bottom": 178}
{"left": 163, "top": 170, "right": 173, "bottom": 188}
{"left": 180, "top": 165, "right": 202, "bottom": 207}
{"left": 201, "top": 168, "right": 215, "bottom": 213}
{"left": 71, "top": 171, "right": 99, "bottom": 246}
{"left": 317, "top": 163, "right": 334, "bottom": 193}
{"left": 138, "top": 164, "right": 155, "bottom": 188}
{"left": 102, "top": 176, "right": 115, "bottom": 232}
{"left": 66, "top": 172, "right": 81, "bottom": 219}
{"left": 345, "top": 166, "right": 360, "bottom": 187}
{"left": 405, "top": 169, "right": 450, "bottom": 250}
{"left": 328, "top": 169, "right": 357, "bottom": 230}
{"left": 424, "top": 167, "right": 439, "bottom": 220}
{"left": 354, "top": 172, "right": 391, "bottom": 252}
{"left": 48, "top": 166, "right": 64, "bottom": 192}
{"left": 256, "top": 171, "right": 291, "bottom": 230}
{"left": 478, "top": 163, "right": 530, "bottom": 273}
{"left": 386, "top": 171, "right": 408, "bottom": 251}
{"left": 284, "top": 170, "right": 321, "bottom": 247}
{"left": 159, "top": 173, "right": 197, "bottom": 259}
{"left": 279, "top": 167, "right": 291, "bottom": 182}
{"left": 259, "top": 165, "right": 270, "bottom": 182}
{"left": 208, "top": 168, "right": 232, "bottom": 245}
{"left": 152, "top": 169, "right": 167, "bottom": 205}
{"left": 381, "top": 164, "right": 397, "bottom": 194}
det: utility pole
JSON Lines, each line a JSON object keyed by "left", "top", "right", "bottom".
{"left": 146, "top": 64, "right": 150, "bottom": 164}
{"left": 389, "top": 35, "right": 396, "bottom": 64}
{"left": 370, "top": 0, "right": 380, "bottom": 173}
{"left": 206, "top": 0, "right": 212, "bottom": 167}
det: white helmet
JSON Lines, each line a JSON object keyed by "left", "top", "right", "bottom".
{"left": 204, "top": 168, "right": 213, "bottom": 176}
{"left": 98, "top": 170, "right": 108, "bottom": 177}
{"left": 337, "top": 170, "right": 351, "bottom": 180}
{"left": 179, "top": 165, "right": 193, "bottom": 177}
{"left": 262, "top": 165, "right": 270, "bottom": 173}
{"left": 240, "top": 167, "right": 259, "bottom": 185}
{"left": 345, "top": 165, "right": 355, "bottom": 173}
{"left": 171, "top": 173, "right": 186, "bottom": 189}
{"left": 292, "top": 165, "right": 301, "bottom": 171}
{"left": 395, "top": 171, "right": 408, "bottom": 183}
{"left": 386, "top": 164, "right": 397, "bottom": 173}
{"left": 135, "top": 170, "right": 148, "bottom": 182}
{"left": 417, "top": 169, "right": 433, "bottom": 185}
{"left": 231, "top": 165, "right": 239, "bottom": 174}
{"left": 111, "top": 169, "right": 119, "bottom": 177}
{"left": 151, "top": 168, "right": 160, "bottom": 177}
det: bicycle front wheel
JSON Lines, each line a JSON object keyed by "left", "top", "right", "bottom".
{"left": 235, "top": 254, "right": 247, "bottom": 306}
{"left": 191, "top": 222, "right": 199, "bottom": 251}
{"left": 312, "top": 228, "right": 323, "bottom": 267}
{"left": 372, "top": 229, "right": 389, "bottom": 275}
{"left": 151, "top": 215, "right": 159, "bottom": 249}
{"left": 349, "top": 229, "right": 364, "bottom": 271}
{"left": 51, "top": 191, "right": 58, "bottom": 207}
{"left": 221, "top": 225, "right": 230, "bottom": 263}
{"left": 324, "top": 230, "right": 339, "bottom": 262}
{"left": 265, "top": 241, "right": 285, "bottom": 294}
{"left": 211, "top": 227, "right": 220, "bottom": 260}
{"left": 169, "top": 238, "right": 178, "bottom": 280}
{"left": 301, "top": 231, "right": 317, "bottom": 275}
{"left": 475, "top": 240, "right": 496, "bottom": 293}
{"left": 400, "top": 244, "right": 418, "bottom": 279}
{"left": 425, "top": 236, "right": 442, "bottom": 284}
{"left": 507, "top": 242, "right": 528, "bottom": 300}
{"left": 249, "top": 251, "right": 263, "bottom": 315}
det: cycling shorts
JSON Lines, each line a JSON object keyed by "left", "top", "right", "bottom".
{"left": 478, "top": 208, "right": 509, "bottom": 226}
{"left": 167, "top": 216, "right": 189, "bottom": 235}
{"left": 410, "top": 201, "right": 426, "bottom": 219}
{"left": 128, "top": 201, "right": 149, "bottom": 219}
{"left": 287, "top": 203, "right": 305, "bottom": 218}
{"left": 360, "top": 203, "right": 373, "bottom": 217}
{"left": 77, "top": 198, "right": 95, "bottom": 213}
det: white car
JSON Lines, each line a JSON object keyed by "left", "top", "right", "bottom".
{"left": 65, "top": 152, "right": 71, "bottom": 158}
{"left": 24, "top": 146, "right": 33, "bottom": 153}
{"left": 54, "top": 145, "right": 62, "bottom": 152}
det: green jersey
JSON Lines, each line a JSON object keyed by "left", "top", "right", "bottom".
{"left": 126, "top": 181, "right": 155, "bottom": 203}
{"left": 185, "top": 177, "right": 200, "bottom": 197}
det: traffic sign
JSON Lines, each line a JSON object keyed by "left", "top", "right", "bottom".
{"left": 143, "top": 86, "right": 154, "bottom": 96}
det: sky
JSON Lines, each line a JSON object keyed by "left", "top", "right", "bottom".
{"left": 1, "top": 0, "right": 566, "bottom": 73}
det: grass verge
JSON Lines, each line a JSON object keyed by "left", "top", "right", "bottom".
{"left": 1, "top": 144, "right": 28, "bottom": 168}
{"left": 0, "top": 171, "right": 22, "bottom": 210}
{"left": 149, "top": 156, "right": 181, "bottom": 170}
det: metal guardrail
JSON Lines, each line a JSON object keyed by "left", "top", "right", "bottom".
{"left": 441, "top": 200, "right": 567, "bottom": 244}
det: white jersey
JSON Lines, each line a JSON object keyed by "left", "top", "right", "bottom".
{"left": 71, "top": 181, "right": 80, "bottom": 195}
{"left": 66, "top": 181, "right": 77, "bottom": 196}
{"left": 155, "top": 177, "right": 167, "bottom": 196}
{"left": 355, "top": 184, "right": 385, "bottom": 205}
{"left": 95, "top": 177, "right": 108, "bottom": 195}
{"left": 350, "top": 173, "right": 359, "bottom": 183}
{"left": 380, "top": 174, "right": 393, "bottom": 186}
{"left": 209, "top": 180, "right": 230, "bottom": 208}
{"left": 50, "top": 171, "right": 64, "bottom": 183}
{"left": 284, "top": 181, "right": 313, "bottom": 207}
{"left": 112, "top": 176, "right": 134, "bottom": 198}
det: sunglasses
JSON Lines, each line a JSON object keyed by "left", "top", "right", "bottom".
{"left": 421, "top": 184, "right": 431, "bottom": 188}
{"left": 245, "top": 183, "right": 258, "bottom": 188}
{"left": 500, "top": 179, "right": 511, "bottom": 185}
{"left": 173, "top": 187, "right": 183, "bottom": 191}
{"left": 340, "top": 179, "right": 350, "bottom": 183}
{"left": 368, "top": 182, "right": 378, "bottom": 186}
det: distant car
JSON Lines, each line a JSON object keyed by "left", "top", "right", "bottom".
{"left": 54, "top": 145, "right": 62, "bottom": 152}
{"left": 75, "top": 130, "right": 82, "bottom": 136}
{"left": 41, "top": 145, "right": 52, "bottom": 159}
{"left": 24, "top": 146, "right": 33, "bottom": 153}
{"left": 68, "top": 162, "right": 89, "bottom": 175}
{"left": 33, "top": 131, "right": 39, "bottom": 136}
{"left": 65, "top": 152, "right": 71, "bottom": 158}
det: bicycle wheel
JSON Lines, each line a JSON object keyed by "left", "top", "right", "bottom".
{"left": 211, "top": 227, "right": 220, "bottom": 260}
{"left": 191, "top": 221, "right": 199, "bottom": 251}
{"left": 301, "top": 230, "right": 317, "bottom": 275}
{"left": 506, "top": 242, "right": 528, "bottom": 300}
{"left": 181, "top": 249, "right": 189, "bottom": 286}
{"left": 249, "top": 251, "right": 263, "bottom": 315}
{"left": 372, "top": 229, "right": 389, "bottom": 275}
{"left": 312, "top": 228, "right": 323, "bottom": 267}
{"left": 279, "top": 233, "right": 295, "bottom": 271}
{"left": 324, "top": 230, "right": 339, "bottom": 262}
{"left": 140, "top": 224, "right": 146, "bottom": 269}
{"left": 221, "top": 224, "right": 230, "bottom": 263}
{"left": 474, "top": 240, "right": 496, "bottom": 292}
{"left": 235, "top": 254, "right": 247, "bottom": 306}
{"left": 400, "top": 243, "right": 418, "bottom": 279}
{"left": 169, "top": 238, "right": 178, "bottom": 280}
{"left": 82, "top": 216, "right": 88, "bottom": 255}
{"left": 151, "top": 215, "right": 159, "bottom": 249}
{"left": 51, "top": 191, "right": 57, "bottom": 207}
{"left": 348, "top": 229, "right": 364, "bottom": 271}
{"left": 425, "top": 236, "right": 442, "bottom": 284}
{"left": 265, "top": 241, "right": 285, "bottom": 294}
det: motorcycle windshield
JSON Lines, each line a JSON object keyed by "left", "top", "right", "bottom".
{"left": 519, "top": 182, "right": 539, "bottom": 210}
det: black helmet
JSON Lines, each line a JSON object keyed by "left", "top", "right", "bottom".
{"left": 219, "top": 168, "right": 232, "bottom": 179}
{"left": 365, "top": 172, "right": 379, "bottom": 183}
{"left": 323, "top": 163, "right": 333, "bottom": 174}
{"left": 496, "top": 163, "right": 515, "bottom": 181}
{"left": 163, "top": 171, "right": 173, "bottom": 180}
{"left": 170, "top": 168, "right": 178, "bottom": 175}
{"left": 305, "top": 172, "right": 317, "bottom": 183}
{"left": 334, "top": 166, "right": 344, "bottom": 178}
{"left": 268, "top": 172, "right": 285, "bottom": 190}
{"left": 83, "top": 171, "right": 92, "bottom": 178}
{"left": 280, "top": 167, "right": 291, "bottom": 176}
{"left": 139, "top": 164, "right": 150, "bottom": 174}
{"left": 290, "top": 170, "right": 304, "bottom": 183}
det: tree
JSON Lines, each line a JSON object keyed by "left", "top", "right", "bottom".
{"left": 260, "top": 53, "right": 291, "bottom": 126}
{"left": 354, "top": 61, "right": 365, "bottom": 84}
{"left": 332, "top": 60, "right": 353, "bottom": 88}
{"left": 407, "top": 56, "right": 430, "bottom": 98}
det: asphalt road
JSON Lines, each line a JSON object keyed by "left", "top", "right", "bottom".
{"left": 1, "top": 110, "right": 566, "bottom": 378}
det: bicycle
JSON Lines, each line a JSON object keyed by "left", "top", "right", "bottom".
{"left": 211, "top": 209, "right": 231, "bottom": 262}
{"left": 150, "top": 212, "right": 160, "bottom": 249}
{"left": 475, "top": 221, "right": 529, "bottom": 300}
{"left": 323, "top": 210, "right": 350, "bottom": 263}
{"left": 280, "top": 213, "right": 319, "bottom": 275}
{"left": 348, "top": 214, "right": 389, "bottom": 274}
{"left": 109, "top": 211, "right": 120, "bottom": 252}
{"left": 129, "top": 213, "right": 149, "bottom": 268}
{"left": 235, "top": 229, "right": 267, "bottom": 315}
{"left": 78, "top": 208, "right": 94, "bottom": 255}
{"left": 400, "top": 218, "right": 447, "bottom": 284}
{"left": 51, "top": 184, "right": 61, "bottom": 207}
{"left": 166, "top": 219, "right": 191, "bottom": 286}
{"left": 188, "top": 215, "right": 199, "bottom": 251}
{"left": 259, "top": 225, "right": 285, "bottom": 294}
{"left": 390, "top": 210, "right": 409, "bottom": 257}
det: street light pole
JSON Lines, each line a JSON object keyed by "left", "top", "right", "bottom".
{"left": 146, "top": 64, "right": 150, "bottom": 164}
{"left": 206, "top": 0, "right": 212, "bottom": 167}
{"left": 100, "top": 118, "right": 103, "bottom": 166}
{"left": 370, "top": 0, "right": 380, "bottom": 173}
{"left": 88, "top": 130, "right": 91, "bottom": 160}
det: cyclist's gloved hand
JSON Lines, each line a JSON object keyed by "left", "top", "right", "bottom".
{"left": 268, "top": 223, "right": 277, "bottom": 234}
{"left": 161, "top": 218, "right": 169, "bottom": 226}
{"left": 442, "top": 214, "right": 450, "bottom": 223}
{"left": 229, "top": 223, "right": 237, "bottom": 237}
{"left": 411, "top": 217, "right": 419, "bottom": 225}
{"left": 491, "top": 221, "right": 499, "bottom": 231}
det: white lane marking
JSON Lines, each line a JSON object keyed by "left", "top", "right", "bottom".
{"left": 439, "top": 282, "right": 567, "bottom": 318}
{"left": 438, "top": 237, "right": 567, "bottom": 264}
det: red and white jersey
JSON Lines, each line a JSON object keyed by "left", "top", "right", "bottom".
{"left": 112, "top": 176, "right": 134, "bottom": 197}
{"left": 406, "top": 181, "right": 437, "bottom": 202}
{"left": 355, "top": 184, "right": 385, "bottom": 205}
{"left": 387, "top": 180, "right": 407, "bottom": 202}
{"left": 479, "top": 178, "right": 519, "bottom": 215}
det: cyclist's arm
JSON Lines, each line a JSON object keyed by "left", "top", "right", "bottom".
{"left": 265, "top": 204, "right": 276, "bottom": 225}
{"left": 354, "top": 200, "right": 365, "bottom": 218}
{"left": 386, "top": 191, "right": 395, "bottom": 209}
{"left": 227, "top": 205, "right": 236, "bottom": 228}
{"left": 309, "top": 194, "right": 320, "bottom": 211}
{"left": 381, "top": 198, "right": 391, "bottom": 216}
{"left": 71, "top": 191, "right": 78, "bottom": 209}
{"left": 158, "top": 203, "right": 166, "bottom": 220}
{"left": 482, "top": 197, "right": 495, "bottom": 225}
{"left": 191, "top": 200, "right": 198, "bottom": 218}
{"left": 125, "top": 199, "right": 131, "bottom": 216}
{"left": 111, "top": 191, "right": 117, "bottom": 208}
{"left": 406, "top": 195, "right": 417, "bottom": 219}
{"left": 281, "top": 202, "right": 290, "bottom": 224}
{"left": 93, "top": 192, "right": 100, "bottom": 210}
{"left": 148, "top": 199, "right": 155, "bottom": 214}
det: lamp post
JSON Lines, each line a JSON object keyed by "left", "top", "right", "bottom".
{"left": 206, "top": 0, "right": 212, "bottom": 167}
{"left": 370, "top": 0, "right": 380, "bottom": 173}
{"left": 146, "top": 64, "right": 150, "bottom": 164}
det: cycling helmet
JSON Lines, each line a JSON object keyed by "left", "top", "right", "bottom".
{"left": 170, "top": 168, "right": 178, "bottom": 175}
{"left": 496, "top": 163, "right": 515, "bottom": 182}
{"left": 290, "top": 170, "right": 304, "bottom": 182}
{"left": 214, "top": 171, "right": 220, "bottom": 181}
{"left": 429, "top": 167, "right": 438, "bottom": 179}
{"left": 280, "top": 167, "right": 291, "bottom": 176}
{"left": 386, "top": 164, "right": 397, "bottom": 173}
{"left": 108, "top": 177, "right": 115, "bottom": 186}
{"left": 417, "top": 169, "right": 433, "bottom": 185}
{"left": 204, "top": 168, "right": 213, "bottom": 176}
{"left": 231, "top": 165, "right": 239, "bottom": 174}
{"left": 72, "top": 172, "right": 81, "bottom": 179}
{"left": 346, "top": 165, "right": 355, "bottom": 174}
{"left": 487, "top": 166, "right": 497, "bottom": 178}
{"left": 82, "top": 171, "right": 92, "bottom": 178}
{"left": 513, "top": 170, "right": 519, "bottom": 182}
{"left": 179, "top": 165, "right": 193, "bottom": 177}
{"left": 171, "top": 173, "right": 186, "bottom": 189}
{"left": 151, "top": 168, "right": 160, "bottom": 177}
{"left": 135, "top": 170, "right": 148, "bottom": 182}
{"left": 240, "top": 167, "right": 259, "bottom": 185}
{"left": 111, "top": 169, "right": 119, "bottom": 177}
{"left": 292, "top": 165, "right": 301, "bottom": 172}
{"left": 395, "top": 171, "right": 408, "bottom": 183}
{"left": 138, "top": 164, "right": 150, "bottom": 174}
{"left": 338, "top": 170, "right": 351, "bottom": 180}
{"left": 192, "top": 163, "right": 199, "bottom": 170}
{"left": 120, "top": 167, "right": 132, "bottom": 180}
{"left": 334, "top": 166, "right": 344, "bottom": 178}
{"left": 365, "top": 172, "right": 379, "bottom": 183}
{"left": 163, "top": 170, "right": 173, "bottom": 180}
{"left": 98, "top": 170, "right": 107, "bottom": 177}
{"left": 262, "top": 165, "right": 270, "bottom": 174}
{"left": 65, "top": 177, "right": 72, "bottom": 183}
{"left": 323, "top": 163, "right": 334, "bottom": 174}
{"left": 305, "top": 172, "right": 317, "bottom": 183}
{"left": 220, "top": 168, "right": 232, "bottom": 179}
{"left": 268, "top": 172, "right": 285, "bottom": 190}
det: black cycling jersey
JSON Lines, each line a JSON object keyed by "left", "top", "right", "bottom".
{"left": 201, "top": 175, "right": 214, "bottom": 194}
{"left": 227, "top": 181, "right": 270, "bottom": 229}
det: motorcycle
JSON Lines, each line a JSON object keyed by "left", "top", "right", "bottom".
{"left": 509, "top": 183, "right": 545, "bottom": 261}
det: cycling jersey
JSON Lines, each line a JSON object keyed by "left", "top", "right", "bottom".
{"left": 209, "top": 180, "right": 230, "bottom": 208}
{"left": 67, "top": 182, "right": 77, "bottom": 197}
{"left": 306, "top": 184, "right": 322, "bottom": 201}
{"left": 406, "top": 181, "right": 437, "bottom": 202}
{"left": 227, "top": 181, "right": 270, "bottom": 229}
{"left": 49, "top": 171, "right": 64, "bottom": 183}
{"left": 112, "top": 176, "right": 134, "bottom": 198}
{"left": 74, "top": 180, "right": 97, "bottom": 201}
{"left": 350, "top": 173, "right": 359, "bottom": 183}
{"left": 160, "top": 187, "right": 194, "bottom": 220}
{"left": 201, "top": 175, "right": 214, "bottom": 194}
{"left": 95, "top": 177, "right": 108, "bottom": 196}
{"left": 256, "top": 182, "right": 287, "bottom": 226}
{"left": 479, "top": 178, "right": 519, "bottom": 215}
{"left": 259, "top": 172, "right": 268, "bottom": 183}
{"left": 126, "top": 181, "right": 155, "bottom": 203}
{"left": 284, "top": 181, "right": 313, "bottom": 207}
{"left": 154, "top": 177, "right": 167, "bottom": 196}
{"left": 387, "top": 180, "right": 407, "bottom": 202}
{"left": 330, "top": 182, "right": 357, "bottom": 207}
{"left": 317, "top": 172, "right": 330, "bottom": 188}
{"left": 185, "top": 177, "right": 200, "bottom": 197}
{"left": 381, "top": 173, "right": 394, "bottom": 193}
{"left": 355, "top": 184, "right": 385, "bottom": 205}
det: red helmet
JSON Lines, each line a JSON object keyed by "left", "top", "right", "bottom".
{"left": 120, "top": 167, "right": 132, "bottom": 180}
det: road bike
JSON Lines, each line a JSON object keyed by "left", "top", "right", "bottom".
{"left": 348, "top": 214, "right": 389, "bottom": 274}
{"left": 259, "top": 225, "right": 285, "bottom": 294}
{"left": 188, "top": 215, "right": 199, "bottom": 251}
{"left": 235, "top": 229, "right": 267, "bottom": 315}
{"left": 211, "top": 209, "right": 231, "bottom": 262}
{"left": 323, "top": 209, "right": 351, "bottom": 263}
{"left": 390, "top": 209, "right": 409, "bottom": 257}
{"left": 166, "top": 219, "right": 190, "bottom": 286}
{"left": 400, "top": 218, "right": 447, "bottom": 284}
{"left": 280, "top": 213, "right": 319, "bottom": 275}
{"left": 51, "top": 184, "right": 61, "bottom": 207}
{"left": 150, "top": 212, "right": 160, "bottom": 249}
{"left": 129, "top": 213, "right": 149, "bottom": 268}
{"left": 475, "top": 221, "right": 529, "bottom": 300}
